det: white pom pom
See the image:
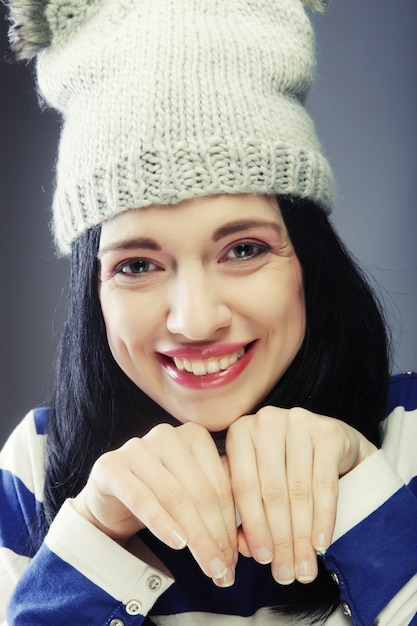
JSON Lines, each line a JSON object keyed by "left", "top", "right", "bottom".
{"left": 302, "top": 0, "right": 328, "bottom": 14}
{"left": 5, "top": 0, "right": 51, "bottom": 60}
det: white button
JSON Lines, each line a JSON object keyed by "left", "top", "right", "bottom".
{"left": 110, "top": 620, "right": 124, "bottom": 626}
{"left": 126, "top": 600, "right": 142, "bottom": 615}
{"left": 147, "top": 574, "right": 162, "bottom": 590}
{"left": 342, "top": 602, "right": 352, "bottom": 616}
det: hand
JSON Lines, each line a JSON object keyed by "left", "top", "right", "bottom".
{"left": 73, "top": 422, "right": 237, "bottom": 587}
{"left": 225, "top": 406, "right": 377, "bottom": 585}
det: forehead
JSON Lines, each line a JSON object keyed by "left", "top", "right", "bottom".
{"left": 99, "top": 194, "right": 285, "bottom": 247}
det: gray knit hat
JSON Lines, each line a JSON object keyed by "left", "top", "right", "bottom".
{"left": 7, "top": 0, "right": 334, "bottom": 255}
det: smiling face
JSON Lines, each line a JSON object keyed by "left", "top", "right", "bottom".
{"left": 98, "top": 194, "right": 305, "bottom": 431}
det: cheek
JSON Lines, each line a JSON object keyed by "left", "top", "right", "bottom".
{"left": 253, "top": 262, "right": 305, "bottom": 334}
{"left": 100, "top": 294, "right": 155, "bottom": 357}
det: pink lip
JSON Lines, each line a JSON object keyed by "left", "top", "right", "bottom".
{"left": 160, "top": 342, "right": 249, "bottom": 360}
{"left": 157, "top": 341, "right": 257, "bottom": 390}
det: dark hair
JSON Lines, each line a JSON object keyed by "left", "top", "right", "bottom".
{"left": 42, "top": 197, "right": 390, "bottom": 623}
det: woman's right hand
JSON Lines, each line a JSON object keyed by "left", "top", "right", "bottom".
{"left": 72, "top": 422, "right": 237, "bottom": 587}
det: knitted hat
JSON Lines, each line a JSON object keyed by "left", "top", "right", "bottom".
{"left": 7, "top": 0, "right": 334, "bottom": 256}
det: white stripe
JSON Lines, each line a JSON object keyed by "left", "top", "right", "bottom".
{"left": 381, "top": 406, "right": 417, "bottom": 484}
{"left": 332, "top": 450, "right": 402, "bottom": 543}
{"left": 0, "top": 548, "right": 31, "bottom": 622}
{"left": 45, "top": 499, "right": 174, "bottom": 612}
{"left": 0, "top": 411, "right": 46, "bottom": 504}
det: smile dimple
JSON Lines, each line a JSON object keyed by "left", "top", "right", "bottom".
{"left": 173, "top": 347, "right": 245, "bottom": 376}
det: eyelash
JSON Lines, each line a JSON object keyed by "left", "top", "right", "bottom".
{"left": 114, "top": 258, "right": 159, "bottom": 276}
{"left": 220, "top": 241, "right": 270, "bottom": 262}
{"left": 112, "top": 241, "right": 270, "bottom": 277}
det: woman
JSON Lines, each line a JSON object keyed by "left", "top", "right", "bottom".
{"left": 1, "top": 0, "right": 417, "bottom": 624}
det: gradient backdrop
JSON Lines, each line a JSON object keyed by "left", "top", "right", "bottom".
{"left": 1, "top": 0, "right": 416, "bottom": 445}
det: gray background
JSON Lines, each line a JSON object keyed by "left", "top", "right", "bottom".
{"left": 1, "top": 0, "right": 416, "bottom": 446}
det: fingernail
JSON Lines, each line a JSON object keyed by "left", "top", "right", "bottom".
{"left": 254, "top": 546, "right": 273, "bottom": 564}
{"left": 275, "top": 565, "right": 295, "bottom": 585}
{"left": 170, "top": 529, "right": 187, "bottom": 549}
{"left": 214, "top": 566, "right": 235, "bottom": 588}
{"left": 315, "top": 532, "right": 328, "bottom": 554}
{"left": 210, "top": 557, "right": 228, "bottom": 579}
{"left": 296, "top": 560, "right": 314, "bottom": 582}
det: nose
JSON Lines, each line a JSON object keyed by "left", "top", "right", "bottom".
{"left": 166, "top": 269, "right": 232, "bottom": 340}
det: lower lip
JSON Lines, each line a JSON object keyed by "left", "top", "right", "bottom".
{"left": 159, "top": 342, "right": 257, "bottom": 390}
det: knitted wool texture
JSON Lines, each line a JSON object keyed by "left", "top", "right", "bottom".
{"left": 10, "top": 0, "right": 335, "bottom": 255}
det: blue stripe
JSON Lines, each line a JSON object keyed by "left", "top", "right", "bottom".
{"left": 33, "top": 407, "right": 50, "bottom": 435}
{"left": 409, "top": 476, "right": 417, "bottom": 498}
{"left": 385, "top": 372, "right": 417, "bottom": 417}
{"left": 0, "top": 469, "right": 43, "bottom": 556}
{"left": 7, "top": 544, "right": 141, "bottom": 625}
{"left": 142, "top": 531, "right": 281, "bottom": 617}
{"left": 324, "top": 485, "right": 417, "bottom": 625}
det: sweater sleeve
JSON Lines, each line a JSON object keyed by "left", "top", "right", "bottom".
{"left": 322, "top": 374, "right": 417, "bottom": 626}
{"left": 6, "top": 500, "right": 174, "bottom": 625}
{"left": 0, "top": 411, "right": 174, "bottom": 625}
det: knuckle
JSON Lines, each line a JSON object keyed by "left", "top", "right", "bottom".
{"left": 159, "top": 484, "right": 187, "bottom": 510}
{"left": 92, "top": 448, "right": 123, "bottom": 479}
{"left": 118, "top": 436, "right": 142, "bottom": 454}
{"left": 214, "top": 535, "right": 231, "bottom": 554}
{"left": 217, "top": 475, "right": 233, "bottom": 501}
{"left": 144, "top": 506, "right": 166, "bottom": 530}
{"left": 123, "top": 486, "right": 144, "bottom": 512}
{"left": 180, "top": 421, "right": 213, "bottom": 446}
{"left": 288, "top": 480, "right": 310, "bottom": 504}
{"left": 272, "top": 536, "right": 293, "bottom": 554}
{"left": 256, "top": 405, "right": 278, "bottom": 421}
{"left": 240, "top": 520, "right": 267, "bottom": 541}
{"left": 145, "top": 423, "right": 176, "bottom": 443}
{"left": 320, "top": 419, "right": 341, "bottom": 439}
{"left": 226, "top": 417, "right": 245, "bottom": 440}
{"left": 317, "top": 506, "right": 337, "bottom": 522}
{"left": 188, "top": 529, "right": 213, "bottom": 552}
{"left": 194, "top": 484, "right": 218, "bottom": 509}
{"left": 261, "top": 480, "right": 286, "bottom": 505}
{"left": 294, "top": 536, "right": 313, "bottom": 550}
{"left": 315, "top": 475, "right": 338, "bottom": 494}
{"left": 287, "top": 406, "right": 309, "bottom": 424}
{"left": 231, "top": 477, "right": 257, "bottom": 499}
{"left": 180, "top": 421, "right": 207, "bottom": 436}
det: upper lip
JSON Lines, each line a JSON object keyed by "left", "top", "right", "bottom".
{"left": 158, "top": 341, "right": 252, "bottom": 360}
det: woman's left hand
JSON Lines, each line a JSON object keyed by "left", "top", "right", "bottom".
{"left": 224, "top": 406, "right": 377, "bottom": 585}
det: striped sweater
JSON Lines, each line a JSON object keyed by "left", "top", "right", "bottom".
{"left": 1, "top": 373, "right": 417, "bottom": 625}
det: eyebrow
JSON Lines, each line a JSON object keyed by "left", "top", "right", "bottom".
{"left": 98, "top": 237, "right": 161, "bottom": 257}
{"left": 212, "top": 219, "right": 283, "bottom": 241}
{"left": 98, "top": 219, "right": 283, "bottom": 257}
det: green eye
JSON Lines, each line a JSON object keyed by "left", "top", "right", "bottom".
{"left": 226, "top": 242, "right": 268, "bottom": 260}
{"left": 118, "top": 259, "right": 157, "bottom": 275}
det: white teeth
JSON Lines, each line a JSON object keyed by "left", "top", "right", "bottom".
{"left": 172, "top": 348, "right": 245, "bottom": 376}
{"left": 219, "top": 355, "right": 231, "bottom": 370}
{"left": 192, "top": 360, "right": 206, "bottom": 376}
{"left": 173, "top": 357, "right": 185, "bottom": 371}
{"left": 207, "top": 360, "right": 221, "bottom": 374}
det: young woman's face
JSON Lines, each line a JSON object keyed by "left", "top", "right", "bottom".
{"left": 98, "top": 194, "right": 305, "bottom": 430}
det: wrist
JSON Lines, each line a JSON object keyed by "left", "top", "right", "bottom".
{"left": 71, "top": 492, "right": 129, "bottom": 547}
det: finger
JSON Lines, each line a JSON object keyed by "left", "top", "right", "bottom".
{"left": 143, "top": 424, "right": 235, "bottom": 586}
{"left": 83, "top": 444, "right": 188, "bottom": 548}
{"left": 253, "top": 414, "right": 295, "bottom": 585}
{"left": 237, "top": 527, "right": 251, "bottom": 557}
{"left": 183, "top": 424, "right": 238, "bottom": 556}
{"left": 226, "top": 416, "right": 274, "bottom": 567}
{"left": 311, "top": 430, "right": 341, "bottom": 553}
{"left": 285, "top": 409, "right": 317, "bottom": 583}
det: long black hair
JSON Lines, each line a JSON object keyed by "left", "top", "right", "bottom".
{"left": 42, "top": 196, "right": 391, "bottom": 623}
